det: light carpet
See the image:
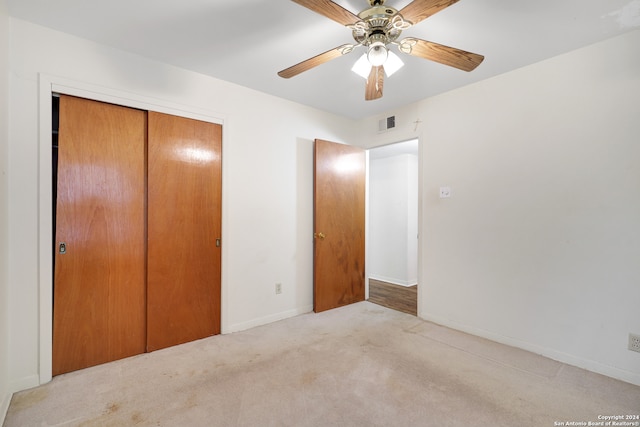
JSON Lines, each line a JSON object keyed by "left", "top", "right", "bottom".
{"left": 4, "top": 302, "right": 640, "bottom": 426}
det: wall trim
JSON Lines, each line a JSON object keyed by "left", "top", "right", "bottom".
{"left": 369, "top": 275, "right": 417, "bottom": 287}
{"left": 1, "top": 391, "right": 11, "bottom": 425}
{"left": 2, "top": 374, "right": 40, "bottom": 422}
{"left": 9, "top": 375, "right": 40, "bottom": 394}
{"left": 37, "top": 73, "right": 229, "bottom": 387}
{"left": 228, "top": 306, "right": 314, "bottom": 334}
{"left": 421, "top": 313, "right": 640, "bottom": 387}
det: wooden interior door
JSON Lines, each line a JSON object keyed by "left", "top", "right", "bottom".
{"left": 146, "top": 112, "right": 222, "bottom": 351}
{"left": 313, "top": 139, "right": 366, "bottom": 312}
{"left": 53, "top": 95, "right": 147, "bottom": 375}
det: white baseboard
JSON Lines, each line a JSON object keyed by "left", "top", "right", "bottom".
{"left": 1, "top": 390, "right": 11, "bottom": 426}
{"left": 228, "top": 305, "right": 313, "bottom": 334}
{"left": 1, "top": 374, "right": 42, "bottom": 423}
{"left": 369, "top": 275, "right": 417, "bottom": 287}
{"left": 9, "top": 374, "right": 40, "bottom": 394}
{"left": 420, "top": 312, "right": 640, "bottom": 387}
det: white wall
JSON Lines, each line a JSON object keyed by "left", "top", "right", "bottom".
{"left": 7, "top": 18, "right": 357, "bottom": 393}
{"left": 0, "top": 0, "right": 11, "bottom": 422}
{"left": 406, "top": 156, "right": 418, "bottom": 287}
{"left": 369, "top": 154, "right": 418, "bottom": 286}
{"left": 356, "top": 29, "right": 640, "bottom": 386}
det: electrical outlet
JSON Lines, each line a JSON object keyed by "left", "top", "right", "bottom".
{"left": 275, "top": 283, "right": 282, "bottom": 295}
{"left": 629, "top": 333, "right": 640, "bottom": 353}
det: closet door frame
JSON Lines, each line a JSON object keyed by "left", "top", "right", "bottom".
{"left": 37, "top": 74, "right": 228, "bottom": 385}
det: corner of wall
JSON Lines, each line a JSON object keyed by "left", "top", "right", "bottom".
{"left": 0, "top": 0, "right": 12, "bottom": 423}
{"left": 0, "top": 394, "right": 10, "bottom": 426}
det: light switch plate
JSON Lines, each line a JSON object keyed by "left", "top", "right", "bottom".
{"left": 439, "top": 187, "right": 451, "bottom": 198}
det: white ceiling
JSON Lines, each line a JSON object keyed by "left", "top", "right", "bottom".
{"left": 6, "top": 0, "right": 640, "bottom": 119}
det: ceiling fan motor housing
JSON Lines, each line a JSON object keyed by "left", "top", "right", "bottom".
{"left": 353, "top": 6, "right": 403, "bottom": 47}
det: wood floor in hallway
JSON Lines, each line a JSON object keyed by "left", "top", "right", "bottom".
{"left": 368, "top": 279, "right": 417, "bottom": 316}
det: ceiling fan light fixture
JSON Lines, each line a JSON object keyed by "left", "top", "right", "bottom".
{"left": 352, "top": 54, "right": 372, "bottom": 79}
{"left": 367, "top": 41, "right": 388, "bottom": 66}
{"left": 383, "top": 51, "right": 404, "bottom": 77}
{"left": 280, "top": 0, "right": 485, "bottom": 101}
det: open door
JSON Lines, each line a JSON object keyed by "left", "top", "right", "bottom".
{"left": 313, "top": 139, "right": 366, "bottom": 312}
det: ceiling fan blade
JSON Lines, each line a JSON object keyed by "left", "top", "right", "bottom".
{"left": 278, "top": 45, "right": 352, "bottom": 79}
{"left": 399, "top": 0, "right": 460, "bottom": 26}
{"left": 402, "top": 38, "right": 484, "bottom": 72}
{"left": 365, "top": 66, "right": 384, "bottom": 101}
{"left": 292, "top": 0, "right": 360, "bottom": 26}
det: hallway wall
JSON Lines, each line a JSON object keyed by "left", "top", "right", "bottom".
{"left": 369, "top": 153, "right": 418, "bottom": 286}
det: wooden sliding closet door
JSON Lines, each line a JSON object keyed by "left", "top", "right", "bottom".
{"left": 53, "top": 95, "right": 147, "bottom": 375}
{"left": 146, "top": 112, "right": 222, "bottom": 351}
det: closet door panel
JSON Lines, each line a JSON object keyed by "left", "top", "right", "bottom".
{"left": 53, "top": 95, "right": 147, "bottom": 375}
{"left": 147, "top": 112, "right": 222, "bottom": 351}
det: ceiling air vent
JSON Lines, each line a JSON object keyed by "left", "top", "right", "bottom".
{"left": 378, "top": 115, "right": 396, "bottom": 132}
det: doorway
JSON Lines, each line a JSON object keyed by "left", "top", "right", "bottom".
{"left": 367, "top": 139, "right": 419, "bottom": 315}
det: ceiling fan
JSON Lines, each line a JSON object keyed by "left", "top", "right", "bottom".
{"left": 278, "top": 0, "right": 484, "bottom": 101}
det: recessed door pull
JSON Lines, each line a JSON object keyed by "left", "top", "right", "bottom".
{"left": 59, "top": 242, "right": 67, "bottom": 254}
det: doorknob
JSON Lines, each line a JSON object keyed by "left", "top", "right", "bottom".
{"left": 314, "top": 232, "right": 326, "bottom": 240}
